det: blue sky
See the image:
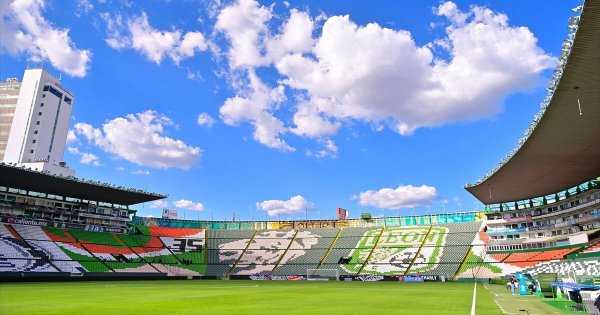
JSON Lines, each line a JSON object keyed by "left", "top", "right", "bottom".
{"left": 0, "top": 0, "right": 575, "bottom": 220}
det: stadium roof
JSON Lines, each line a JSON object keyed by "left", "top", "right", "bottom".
{"left": 0, "top": 163, "right": 167, "bottom": 206}
{"left": 466, "top": 1, "right": 600, "bottom": 204}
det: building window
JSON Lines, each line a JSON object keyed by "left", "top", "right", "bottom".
{"left": 32, "top": 140, "right": 36, "bottom": 143}
{"left": 34, "top": 130, "right": 38, "bottom": 134}
{"left": 42, "top": 94, "right": 46, "bottom": 98}
{"left": 64, "top": 96, "right": 72, "bottom": 104}
{"left": 30, "top": 150, "right": 34, "bottom": 153}
{"left": 40, "top": 103, "right": 44, "bottom": 107}
{"left": 36, "top": 121, "right": 40, "bottom": 125}
{"left": 38, "top": 112, "right": 42, "bottom": 116}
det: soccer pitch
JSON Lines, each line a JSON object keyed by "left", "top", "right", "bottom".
{"left": 0, "top": 280, "right": 508, "bottom": 314}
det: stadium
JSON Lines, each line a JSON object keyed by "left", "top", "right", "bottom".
{"left": 0, "top": 0, "right": 599, "bottom": 314}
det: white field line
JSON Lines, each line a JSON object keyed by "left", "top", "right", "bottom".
{"left": 471, "top": 282, "right": 477, "bottom": 315}
{"left": 493, "top": 299, "right": 508, "bottom": 314}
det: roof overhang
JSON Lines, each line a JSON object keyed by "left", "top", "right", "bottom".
{"left": 0, "top": 164, "right": 166, "bottom": 206}
{"left": 466, "top": 1, "right": 600, "bottom": 204}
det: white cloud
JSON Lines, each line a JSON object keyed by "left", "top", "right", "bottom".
{"left": 356, "top": 185, "right": 438, "bottom": 210}
{"left": 219, "top": 69, "right": 293, "bottom": 151}
{"left": 213, "top": 0, "right": 554, "bottom": 151}
{"left": 150, "top": 200, "right": 168, "bottom": 208}
{"left": 215, "top": 0, "right": 272, "bottom": 68}
{"left": 435, "top": 1, "right": 467, "bottom": 25}
{"left": 306, "top": 138, "right": 337, "bottom": 159}
{"left": 67, "top": 146, "right": 101, "bottom": 167}
{"left": 66, "top": 129, "right": 78, "bottom": 143}
{"left": 290, "top": 101, "right": 340, "bottom": 138}
{"left": 256, "top": 195, "right": 314, "bottom": 216}
{"left": 0, "top": 0, "right": 92, "bottom": 77}
{"left": 196, "top": 112, "right": 215, "bottom": 127}
{"left": 174, "top": 199, "right": 204, "bottom": 211}
{"left": 277, "top": 7, "right": 554, "bottom": 135}
{"left": 265, "top": 9, "right": 315, "bottom": 64}
{"left": 75, "top": 0, "right": 93, "bottom": 17}
{"left": 186, "top": 69, "right": 203, "bottom": 81}
{"left": 102, "top": 12, "right": 207, "bottom": 64}
{"left": 74, "top": 110, "right": 201, "bottom": 170}
{"left": 80, "top": 152, "right": 100, "bottom": 167}
{"left": 133, "top": 169, "right": 151, "bottom": 175}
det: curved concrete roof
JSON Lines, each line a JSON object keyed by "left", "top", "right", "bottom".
{"left": 467, "top": 0, "right": 600, "bottom": 204}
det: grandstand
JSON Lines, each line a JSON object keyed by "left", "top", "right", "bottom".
{"left": 458, "top": 0, "right": 600, "bottom": 285}
{"left": 0, "top": 3, "right": 598, "bottom": 315}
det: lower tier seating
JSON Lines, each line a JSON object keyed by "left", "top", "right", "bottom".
{"left": 1, "top": 223, "right": 596, "bottom": 280}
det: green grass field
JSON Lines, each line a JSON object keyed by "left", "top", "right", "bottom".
{"left": 0, "top": 280, "right": 572, "bottom": 315}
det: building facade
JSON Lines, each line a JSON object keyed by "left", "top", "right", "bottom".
{"left": 2, "top": 68, "right": 75, "bottom": 176}
{"left": 0, "top": 78, "right": 21, "bottom": 160}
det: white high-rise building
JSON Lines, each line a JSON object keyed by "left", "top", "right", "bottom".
{"left": 2, "top": 68, "right": 75, "bottom": 176}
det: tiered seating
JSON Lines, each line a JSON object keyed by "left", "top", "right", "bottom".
{"left": 522, "top": 257, "right": 600, "bottom": 279}
{"left": 0, "top": 237, "right": 57, "bottom": 272}
{"left": 0, "top": 224, "right": 15, "bottom": 238}
{"left": 455, "top": 251, "right": 507, "bottom": 279}
{"left": 144, "top": 226, "right": 207, "bottom": 274}
{"left": 534, "top": 248, "right": 578, "bottom": 260}
{"left": 321, "top": 227, "right": 375, "bottom": 275}
{"left": 205, "top": 230, "right": 255, "bottom": 277}
{"left": 42, "top": 227, "right": 77, "bottom": 242}
{"left": 360, "top": 227, "right": 432, "bottom": 275}
{"left": 502, "top": 248, "right": 580, "bottom": 268}
{"left": 118, "top": 234, "right": 179, "bottom": 264}
{"left": 412, "top": 222, "right": 480, "bottom": 277}
{"left": 6, "top": 220, "right": 596, "bottom": 279}
{"left": 489, "top": 253, "right": 509, "bottom": 262}
{"left": 274, "top": 228, "right": 339, "bottom": 275}
{"left": 321, "top": 228, "right": 381, "bottom": 275}
{"left": 69, "top": 230, "right": 123, "bottom": 246}
{"left": 12, "top": 224, "right": 51, "bottom": 241}
{"left": 499, "top": 252, "right": 539, "bottom": 268}
{"left": 232, "top": 230, "right": 296, "bottom": 275}
{"left": 581, "top": 242, "right": 600, "bottom": 254}
{"left": 148, "top": 226, "right": 204, "bottom": 238}
{"left": 27, "top": 240, "right": 85, "bottom": 273}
